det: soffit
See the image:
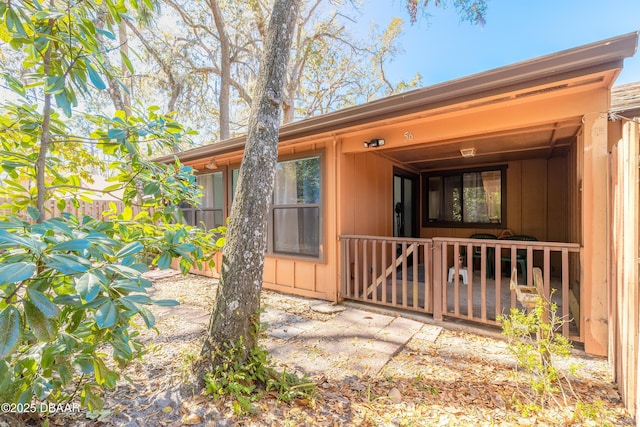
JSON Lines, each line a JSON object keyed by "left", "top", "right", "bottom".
{"left": 383, "top": 119, "right": 580, "bottom": 171}
{"left": 155, "top": 32, "right": 638, "bottom": 166}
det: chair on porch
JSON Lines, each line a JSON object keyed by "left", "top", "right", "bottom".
{"left": 470, "top": 233, "right": 497, "bottom": 278}
{"left": 499, "top": 234, "right": 537, "bottom": 276}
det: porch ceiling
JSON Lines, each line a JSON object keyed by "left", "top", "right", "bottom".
{"left": 382, "top": 118, "right": 581, "bottom": 171}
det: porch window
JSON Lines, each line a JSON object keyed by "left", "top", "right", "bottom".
{"left": 423, "top": 166, "right": 506, "bottom": 227}
{"left": 180, "top": 171, "right": 225, "bottom": 230}
{"left": 271, "top": 156, "right": 321, "bottom": 258}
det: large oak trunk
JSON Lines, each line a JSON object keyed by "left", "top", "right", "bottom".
{"left": 201, "top": 0, "right": 300, "bottom": 365}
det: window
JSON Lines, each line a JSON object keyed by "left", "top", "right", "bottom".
{"left": 423, "top": 166, "right": 506, "bottom": 227}
{"left": 180, "top": 172, "right": 225, "bottom": 230}
{"left": 271, "top": 156, "right": 321, "bottom": 257}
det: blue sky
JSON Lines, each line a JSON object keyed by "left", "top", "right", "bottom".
{"left": 360, "top": 0, "right": 639, "bottom": 87}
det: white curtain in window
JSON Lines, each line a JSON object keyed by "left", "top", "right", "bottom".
{"left": 481, "top": 171, "right": 501, "bottom": 223}
{"left": 198, "top": 174, "right": 214, "bottom": 209}
{"left": 274, "top": 162, "right": 299, "bottom": 252}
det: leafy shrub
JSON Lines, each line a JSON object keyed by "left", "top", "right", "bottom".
{"left": 0, "top": 212, "right": 211, "bottom": 411}
{"left": 500, "top": 293, "right": 578, "bottom": 414}
{"left": 204, "top": 335, "right": 315, "bottom": 416}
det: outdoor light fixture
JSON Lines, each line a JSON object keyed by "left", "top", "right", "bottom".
{"left": 205, "top": 159, "right": 218, "bottom": 170}
{"left": 363, "top": 138, "right": 385, "bottom": 148}
{"left": 460, "top": 148, "right": 476, "bottom": 158}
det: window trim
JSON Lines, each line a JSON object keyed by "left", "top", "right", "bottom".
{"left": 421, "top": 165, "right": 507, "bottom": 228}
{"left": 267, "top": 151, "right": 324, "bottom": 261}
{"left": 180, "top": 171, "right": 226, "bottom": 230}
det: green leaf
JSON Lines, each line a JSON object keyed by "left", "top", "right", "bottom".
{"left": 106, "top": 263, "right": 147, "bottom": 278}
{"left": 76, "top": 272, "right": 102, "bottom": 302}
{"left": 121, "top": 294, "right": 151, "bottom": 305}
{"left": 156, "top": 252, "right": 172, "bottom": 269}
{"left": 55, "top": 90, "right": 72, "bottom": 117}
{"left": 3, "top": 74, "right": 26, "bottom": 97}
{"left": 137, "top": 305, "right": 155, "bottom": 328}
{"left": 24, "top": 300, "right": 57, "bottom": 342}
{"left": 120, "top": 51, "right": 134, "bottom": 74}
{"left": 27, "top": 206, "right": 40, "bottom": 221}
{"left": 6, "top": 8, "right": 26, "bottom": 37}
{"left": 45, "top": 76, "right": 65, "bottom": 94}
{"left": 86, "top": 64, "right": 106, "bottom": 90}
{"left": 0, "top": 262, "right": 36, "bottom": 284}
{"left": 95, "top": 300, "right": 117, "bottom": 329}
{"left": 116, "top": 241, "right": 143, "bottom": 259}
{"left": 121, "top": 206, "right": 133, "bottom": 221}
{"left": 0, "top": 230, "right": 44, "bottom": 252}
{"left": 143, "top": 181, "right": 160, "bottom": 196}
{"left": 92, "top": 357, "right": 108, "bottom": 385}
{"left": 96, "top": 29, "right": 116, "bottom": 40}
{"left": 45, "top": 254, "right": 91, "bottom": 274}
{"left": 52, "top": 238, "right": 91, "bottom": 252}
{"left": 0, "top": 306, "right": 22, "bottom": 359}
{"left": 26, "top": 288, "right": 59, "bottom": 319}
{"left": 153, "top": 299, "right": 179, "bottom": 307}
{"left": 107, "top": 128, "right": 127, "bottom": 139}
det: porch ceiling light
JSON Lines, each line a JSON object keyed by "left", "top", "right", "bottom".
{"left": 460, "top": 148, "right": 476, "bottom": 158}
{"left": 363, "top": 138, "right": 385, "bottom": 148}
{"left": 205, "top": 159, "right": 218, "bottom": 170}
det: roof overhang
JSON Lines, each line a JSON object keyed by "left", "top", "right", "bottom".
{"left": 156, "top": 32, "right": 639, "bottom": 166}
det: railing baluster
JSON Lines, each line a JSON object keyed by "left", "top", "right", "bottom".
{"left": 338, "top": 235, "right": 581, "bottom": 343}
{"left": 562, "top": 248, "right": 570, "bottom": 338}
{"left": 354, "top": 240, "right": 360, "bottom": 300}
{"left": 372, "top": 241, "right": 378, "bottom": 302}
{"left": 381, "top": 241, "right": 387, "bottom": 303}
{"left": 362, "top": 239, "right": 368, "bottom": 301}
{"left": 402, "top": 242, "right": 408, "bottom": 307}
{"left": 413, "top": 243, "right": 419, "bottom": 309}
{"left": 480, "top": 243, "right": 487, "bottom": 321}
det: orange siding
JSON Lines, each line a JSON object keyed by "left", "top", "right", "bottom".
{"left": 339, "top": 152, "right": 395, "bottom": 237}
{"left": 258, "top": 140, "right": 337, "bottom": 301}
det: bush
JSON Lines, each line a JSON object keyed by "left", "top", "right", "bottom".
{"left": 204, "top": 333, "right": 315, "bottom": 416}
{"left": 0, "top": 213, "right": 202, "bottom": 411}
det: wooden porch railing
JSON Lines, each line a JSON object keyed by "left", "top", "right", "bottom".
{"left": 435, "top": 237, "right": 582, "bottom": 342}
{"left": 340, "top": 235, "right": 583, "bottom": 342}
{"left": 340, "top": 235, "right": 433, "bottom": 313}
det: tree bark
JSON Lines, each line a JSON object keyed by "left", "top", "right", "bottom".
{"left": 201, "top": 0, "right": 299, "bottom": 365}
{"left": 36, "top": 10, "right": 55, "bottom": 223}
{"left": 209, "top": 0, "right": 231, "bottom": 141}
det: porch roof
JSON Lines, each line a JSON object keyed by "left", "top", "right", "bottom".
{"left": 156, "top": 32, "right": 638, "bottom": 165}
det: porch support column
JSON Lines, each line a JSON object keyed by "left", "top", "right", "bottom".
{"left": 582, "top": 112, "right": 609, "bottom": 356}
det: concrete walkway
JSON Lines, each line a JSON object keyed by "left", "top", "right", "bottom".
{"left": 142, "top": 269, "right": 442, "bottom": 380}
{"left": 261, "top": 302, "right": 442, "bottom": 379}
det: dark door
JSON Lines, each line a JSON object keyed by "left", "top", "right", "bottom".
{"left": 393, "top": 169, "right": 418, "bottom": 238}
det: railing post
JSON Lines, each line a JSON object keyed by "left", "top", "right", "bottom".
{"left": 433, "top": 239, "right": 443, "bottom": 321}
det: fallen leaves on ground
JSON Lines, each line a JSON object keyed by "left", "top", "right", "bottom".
{"left": 2, "top": 272, "right": 632, "bottom": 426}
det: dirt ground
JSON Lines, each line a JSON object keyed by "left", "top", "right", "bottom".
{"left": 1, "top": 272, "right": 634, "bottom": 427}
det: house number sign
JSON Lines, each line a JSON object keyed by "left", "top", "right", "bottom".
{"left": 404, "top": 130, "right": 414, "bottom": 142}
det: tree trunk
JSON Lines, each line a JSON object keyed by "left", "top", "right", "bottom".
{"left": 36, "top": 18, "right": 54, "bottom": 224}
{"left": 118, "top": 21, "right": 132, "bottom": 116}
{"left": 200, "top": 0, "right": 299, "bottom": 366}
{"left": 209, "top": 0, "right": 231, "bottom": 141}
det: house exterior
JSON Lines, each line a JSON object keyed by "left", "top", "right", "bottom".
{"left": 159, "top": 32, "right": 640, "bottom": 417}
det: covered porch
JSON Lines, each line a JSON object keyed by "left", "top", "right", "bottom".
{"left": 336, "top": 49, "right": 604, "bottom": 348}
{"left": 340, "top": 235, "right": 582, "bottom": 342}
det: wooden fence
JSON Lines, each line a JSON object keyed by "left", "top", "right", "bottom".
{"left": 0, "top": 198, "right": 146, "bottom": 221}
{"left": 608, "top": 120, "right": 640, "bottom": 420}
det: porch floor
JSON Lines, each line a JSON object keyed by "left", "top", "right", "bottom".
{"left": 364, "top": 268, "right": 578, "bottom": 335}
